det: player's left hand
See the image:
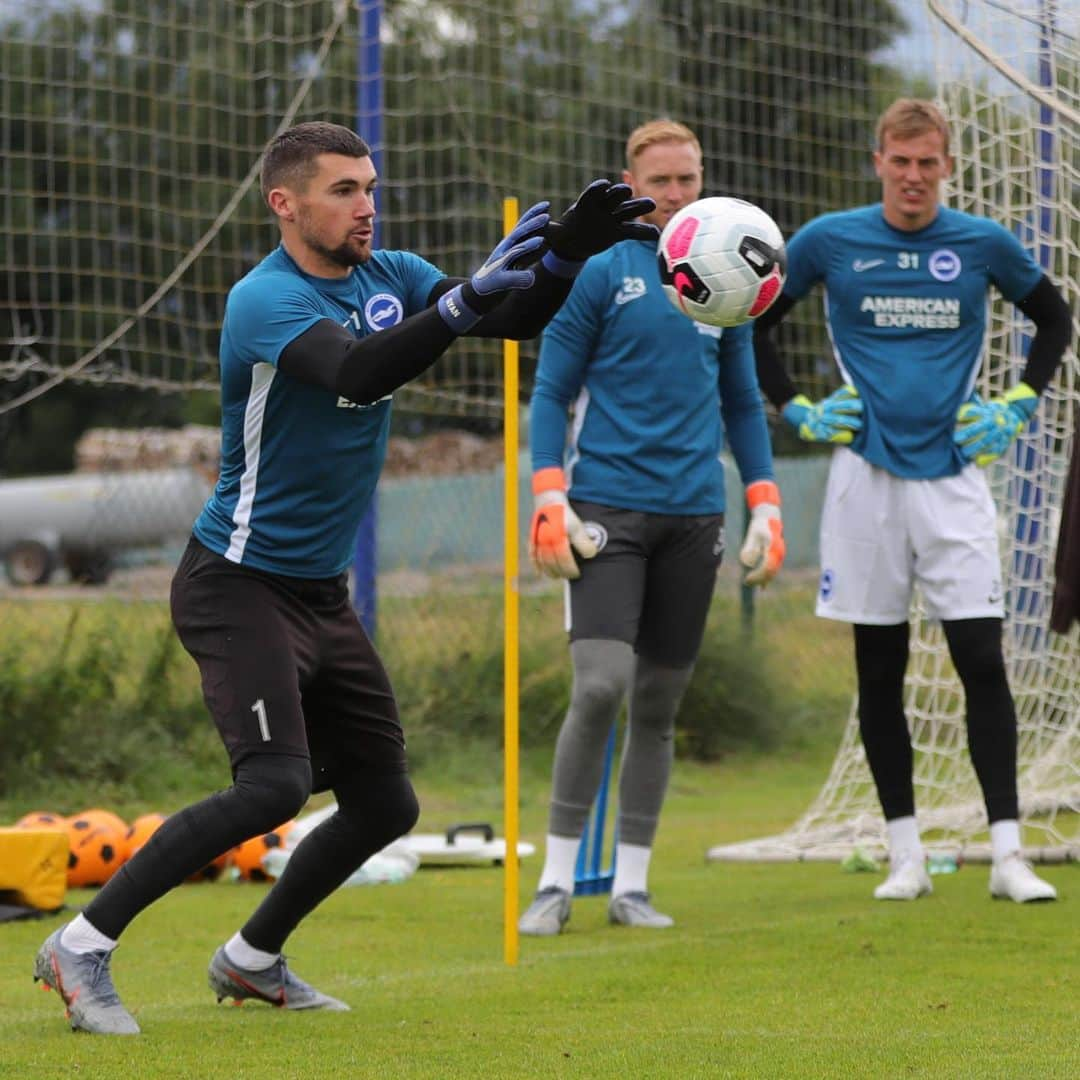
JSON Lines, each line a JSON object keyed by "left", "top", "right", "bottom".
{"left": 542, "top": 180, "right": 659, "bottom": 266}
{"left": 953, "top": 382, "right": 1038, "bottom": 467}
{"left": 739, "top": 480, "right": 785, "bottom": 587}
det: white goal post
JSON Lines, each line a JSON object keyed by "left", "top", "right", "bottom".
{"left": 710, "top": 0, "right": 1080, "bottom": 865}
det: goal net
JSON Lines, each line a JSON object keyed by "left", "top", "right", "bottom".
{"left": 709, "top": 0, "right": 1080, "bottom": 864}
{"left": 3, "top": 1, "right": 1074, "bottom": 839}
{"left": 1, "top": 0, "right": 913, "bottom": 415}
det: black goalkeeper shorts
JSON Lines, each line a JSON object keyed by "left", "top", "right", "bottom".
{"left": 170, "top": 537, "right": 406, "bottom": 791}
{"left": 566, "top": 501, "right": 725, "bottom": 668}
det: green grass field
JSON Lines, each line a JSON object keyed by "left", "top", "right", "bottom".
{"left": 1, "top": 580, "right": 1076, "bottom": 1077}
{"left": 2, "top": 752, "right": 1076, "bottom": 1079}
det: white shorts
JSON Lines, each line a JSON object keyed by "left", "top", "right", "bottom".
{"left": 815, "top": 447, "right": 1004, "bottom": 624}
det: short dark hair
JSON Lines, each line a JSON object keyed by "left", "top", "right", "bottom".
{"left": 260, "top": 121, "right": 371, "bottom": 204}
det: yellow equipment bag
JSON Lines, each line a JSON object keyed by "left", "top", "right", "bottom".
{"left": 0, "top": 827, "right": 68, "bottom": 911}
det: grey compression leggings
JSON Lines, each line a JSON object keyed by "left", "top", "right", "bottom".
{"left": 548, "top": 639, "right": 695, "bottom": 848}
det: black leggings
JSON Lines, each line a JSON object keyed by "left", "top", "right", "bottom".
{"left": 85, "top": 753, "right": 312, "bottom": 940}
{"left": 85, "top": 753, "right": 419, "bottom": 949}
{"left": 854, "top": 618, "right": 1018, "bottom": 824}
{"left": 239, "top": 768, "right": 419, "bottom": 954}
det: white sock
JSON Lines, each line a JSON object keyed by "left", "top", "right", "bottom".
{"left": 990, "top": 820, "right": 1022, "bottom": 862}
{"left": 60, "top": 914, "right": 117, "bottom": 955}
{"left": 537, "top": 834, "right": 581, "bottom": 893}
{"left": 611, "top": 842, "right": 652, "bottom": 897}
{"left": 225, "top": 932, "right": 278, "bottom": 971}
{"left": 885, "top": 815, "right": 923, "bottom": 863}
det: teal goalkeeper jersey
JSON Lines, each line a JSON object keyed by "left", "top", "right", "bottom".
{"left": 193, "top": 245, "right": 444, "bottom": 577}
{"left": 783, "top": 204, "right": 1043, "bottom": 479}
{"left": 530, "top": 238, "right": 774, "bottom": 515}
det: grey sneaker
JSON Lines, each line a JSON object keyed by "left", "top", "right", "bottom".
{"left": 608, "top": 891, "right": 674, "bottom": 928}
{"left": 208, "top": 945, "right": 349, "bottom": 1011}
{"left": 518, "top": 886, "right": 571, "bottom": 936}
{"left": 33, "top": 927, "right": 140, "bottom": 1035}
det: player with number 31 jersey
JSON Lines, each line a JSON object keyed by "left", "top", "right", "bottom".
{"left": 780, "top": 203, "right": 1044, "bottom": 478}
{"left": 754, "top": 98, "right": 1070, "bottom": 906}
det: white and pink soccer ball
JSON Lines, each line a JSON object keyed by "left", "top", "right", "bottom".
{"left": 657, "top": 197, "right": 786, "bottom": 328}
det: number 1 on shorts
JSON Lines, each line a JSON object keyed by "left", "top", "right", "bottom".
{"left": 251, "top": 698, "right": 271, "bottom": 742}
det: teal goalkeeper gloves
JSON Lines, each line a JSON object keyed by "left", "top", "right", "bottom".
{"left": 953, "top": 382, "right": 1038, "bottom": 467}
{"left": 781, "top": 385, "right": 863, "bottom": 444}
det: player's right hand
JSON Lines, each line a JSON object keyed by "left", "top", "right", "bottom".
{"left": 437, "top": 201, "right": 549, "bottom": 333}
{"left": 528, "top": 467, "right": 598, "bottom": 580}
{"left": 781, "top": 385, "right": 863, "bottom": 444}
{"left": 542, "top": 180, "right": 659, "bottom": 266}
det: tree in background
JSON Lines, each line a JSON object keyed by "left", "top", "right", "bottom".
{"left": 1, "top": 0, "right": 911, "bottom": 473}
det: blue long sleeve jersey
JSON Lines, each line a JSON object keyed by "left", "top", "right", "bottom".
{"left": 530, "top": 239, "right": 774, "bottom": 515}
{"left": 783, "top": 204, "right": 1043, "bottom": 479}
{"left": 193, "top": 245, "right": 444, "bottom": 577}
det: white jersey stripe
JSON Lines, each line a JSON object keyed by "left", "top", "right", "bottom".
{"left": 226, "top": 362, "right": 276, "bottom": 563}
{"left": 564, "top": 385, "right": 590, "bottom": 487}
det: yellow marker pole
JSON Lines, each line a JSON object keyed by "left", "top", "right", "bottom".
{"left": 502, "top": 197, "right": 521, "bottom": 967}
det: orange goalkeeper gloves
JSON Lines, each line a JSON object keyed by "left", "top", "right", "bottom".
{"left": 528, "top": 467, "right": 598, "bottom": 579}
{"left": 739, "top": 480, "right": 785, "bottom": 587}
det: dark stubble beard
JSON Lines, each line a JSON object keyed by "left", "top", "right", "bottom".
{"left": 304, "top": 232, "right": 371, "bottom": 269}
{"left": 295, "top": 210, "right": 371, "bottom": 268}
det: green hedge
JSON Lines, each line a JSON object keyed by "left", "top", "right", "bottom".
{"left": 0, "top": 582, "right": 844, "bottom": 810}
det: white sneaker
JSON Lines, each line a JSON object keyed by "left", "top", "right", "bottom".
{"left": 989, "top": 852, "right": 1058, "bottom": 903}
{"left": 873, "top": 851, "right": 932, "bottom": 901}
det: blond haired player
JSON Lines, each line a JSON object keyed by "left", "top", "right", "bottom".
{"left": 754, "top": 99, "right": 1071, "bottom": 903}
{"left": 520, "top": 120, "right": 784, "bottom": 934}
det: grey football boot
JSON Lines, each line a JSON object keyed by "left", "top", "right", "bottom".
{"left": 518, "top": 886, "right": 572, "bottom": 936}
{"left": 33, "top": 927, "right": 140, "bottom": 1035}
{"left": 608, "top": 891, "right": 674, "bottom": 928}
{"left": 208, "top": 945, "right": 349, "bottom": 1010}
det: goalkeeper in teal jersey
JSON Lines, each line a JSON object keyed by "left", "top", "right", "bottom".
{"left": 754, "top": 99, "right": 1072, "bottom": 904}
{"left": 518, "top": 120, "right": 785, "bottom": 936}
{"left": 33, "top": 121, "right": 659, "bottom": 1034}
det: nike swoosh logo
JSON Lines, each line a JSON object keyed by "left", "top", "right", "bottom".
{"left": 614, "top": 290, "right": 643, "bottom": 306}
{"left": 852, "top": 259, "right": 885, "bottom": 272}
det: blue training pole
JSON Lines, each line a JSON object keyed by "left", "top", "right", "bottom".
{"left": 1010, "top": 5, "right": 1057, "bottom": 655}
{"left": 574, "top": 725, "right": 617, "bottom": 896}
{"left": 352, "top": 0, "right": 383, "bottom": 636}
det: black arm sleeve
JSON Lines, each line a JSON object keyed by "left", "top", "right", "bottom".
{"left": 281, "top": 256, "right": 579, "bottom": 402}
{"left": 427, "top": 261, "right": 575, "bottom": 340}
{"left": 751, "top": 292, "right": 800, "bottom": 409}
{"left": 278, "top": 307, "right": 457, "bottom": 405}
{"left": 1015, "top": 274, "right": 1073, "bottom": 394}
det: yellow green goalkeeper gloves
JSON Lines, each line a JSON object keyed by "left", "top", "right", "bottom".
{"left": 953, "top": 382, "right": 1038, "bottom": 467}
{"left": 781, "top": 385, "right": 863, "bottom": 445}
